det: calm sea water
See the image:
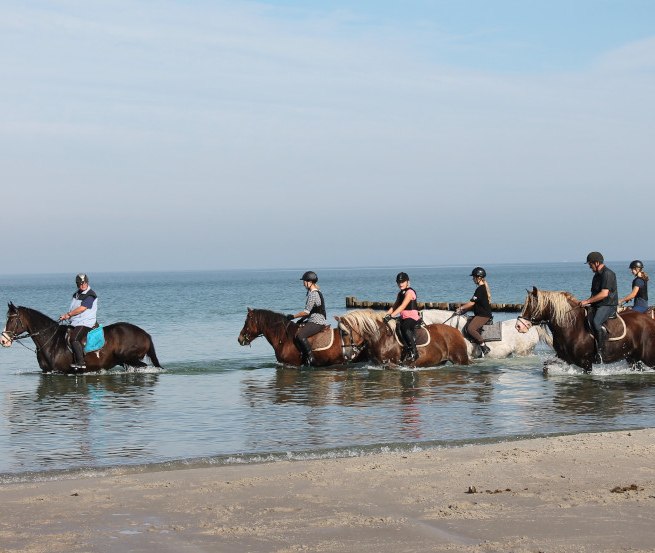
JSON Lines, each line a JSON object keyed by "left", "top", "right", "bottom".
{"left": 1, "top": 262, "right": 655, "bottom": 481}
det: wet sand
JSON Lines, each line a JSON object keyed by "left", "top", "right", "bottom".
{"left": 1, "top": 429, "right": 654, "bottom": 552}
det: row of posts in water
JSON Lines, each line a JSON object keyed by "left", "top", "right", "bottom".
{"left": 345, "top": 296, "right": 524, "bottom": 313}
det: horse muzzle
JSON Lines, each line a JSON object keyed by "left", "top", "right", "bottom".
{"left": 237, "top": 334, "right": 251, "bottom": 346}
{"left": 515, "top": 318, "right": 532, "bottom": 333}
{"left": 0, "top": 332, "right": 13, "bottom": 347}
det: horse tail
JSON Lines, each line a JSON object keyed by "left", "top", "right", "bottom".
{"left": 147, "top": 338, "right": 163, "bottom": 368}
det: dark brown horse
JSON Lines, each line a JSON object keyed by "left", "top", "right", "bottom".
{"left": 517, "top": 287, "right": 655, "bottom": 371}
{"left": 237, "top": 308, "right": 367, "bottom": 367}
{"left": 1, "top": 303, "right": 162, "bottom": 374}
{"left": 335, "top": 310, "right": 469, "bottom": 367}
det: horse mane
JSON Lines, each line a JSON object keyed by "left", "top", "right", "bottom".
{"left": 251, "top": 309, "right": 288, "bottom": 325}
{"left": 339, "top": 309, "right": 384, "bottom": 340}
{"left": 528, "top": 290, "right": 579, "bottom": 327}
{"left": 17, "top": 306, "right": 57, "bottom": 327}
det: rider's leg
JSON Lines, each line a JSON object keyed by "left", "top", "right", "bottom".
{"left": 591, "top": 306, "right": 615, "bottom": 363}
{"left": 467, "top": 316, "right": 491, "bottom": 356}
{"left": 70, "top": 326, "right": 90, "bottom": 368}
{"left": 295, "top": 322, "right": 322, "bottom": 366}
{"left": 400, "top": 318, "right": 419, "bottom": 362}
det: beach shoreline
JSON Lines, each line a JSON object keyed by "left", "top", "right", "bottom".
{"left": 1, "top": 429, "right": 654, "bottom": 552}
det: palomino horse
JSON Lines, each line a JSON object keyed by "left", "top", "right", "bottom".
{"left": 516, "top": 287, "right": 655, "bottom": 371}
{"left": 1, "top": 303, "right": 162, "bottom": 374}
{"left": 421, "top": 309, "right": 552, "bottom": 358}
{"left": 335, "top": 310, "right": 469, "bottom": 367}
{"left": 237, "top": 308, "right": 367, "bottom": 367}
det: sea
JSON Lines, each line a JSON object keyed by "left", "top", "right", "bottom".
{"left": 1, "top": 262, "right": 655, "bottom": 482}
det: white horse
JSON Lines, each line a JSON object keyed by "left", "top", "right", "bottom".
{"left": 421, "top": 309, "right": 552, "bottom": 358}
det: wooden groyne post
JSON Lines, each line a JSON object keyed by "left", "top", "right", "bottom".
{"left": 345, "top": 296, "right": 524, "bottom": 313}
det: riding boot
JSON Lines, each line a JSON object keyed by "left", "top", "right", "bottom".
{"left": 406, "top": 333, "right": 419, "bottom": 363}
{"left": 297, "top": 337, "right": 314, "bottom": 366}
{"left": 595, "top": 327, "right": 608, "bottom": 364}
{"left": 71, "top": 341, "right": 86, "bottom": 369}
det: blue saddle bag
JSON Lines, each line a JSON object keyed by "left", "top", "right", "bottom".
{"left": 84, "top": 325, "right": 105, "bottom": 353}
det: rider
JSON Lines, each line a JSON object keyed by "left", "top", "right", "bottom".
{"left": 383, "top": 272, "right": 420, "bottom": 363}
{"left": 619, "top": 260, "right": 649, "bottom": 313}
{"left": 287, "top": 271, "right": 328, "bottom": 366}
{"left": 455, "top": 267, "right": 492, "bottom": 357}
{"left": 59, "top": 273, "right": 98, "bottom": 370}
{"left": 579, "top": 251, "right": 618, "bottom": 363}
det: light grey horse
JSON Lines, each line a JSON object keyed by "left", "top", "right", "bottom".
{"left": 421, "top": 309, "right": 552, "bottom": 358}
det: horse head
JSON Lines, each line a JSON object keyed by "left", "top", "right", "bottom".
{"left": 237, "top": 308, "right": 291, "bottom": 346}
{"left": 516, "top": 286, "right": 545, "bottom": 333}
{"left": 238, "top": 307, "right": 260, "bottom": 346}
{"left": 1, "top": 302, "right": 25, "bottom": 347}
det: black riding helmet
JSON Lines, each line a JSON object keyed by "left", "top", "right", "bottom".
{"left": 396, "top": 272, "right": 409, "bottom": 284}
{"left": 300, "top": 271, "right": 318, "bottom": 283}
{"left": 75, "top": 273, "right": 89, "bottom": 286}
{"left": 585, "top": 251, "right": 604, "bottom": 264}
{"left": 470, "top": 267, "right": 486, "bottom": 278}
{"left": 629, "top": 260, "right": 644, "bottom": 270}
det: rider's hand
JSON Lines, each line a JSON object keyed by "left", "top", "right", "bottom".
{"left": 286, "top": 314, "right": 295, "bottom": 321}
{"left": 383, "top": 314, "right": 392, "bottom": 323}
{"left": 59, "top": 313, "right": 69, "bottom": 321}
{"left": 453, "top": 309, "right": 461, "bottom": 316}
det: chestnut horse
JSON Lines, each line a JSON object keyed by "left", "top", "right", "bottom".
{"left": 516, "top": 288, "right": 655, "bottom": 371}
{"left": 237, "top": 308, "right": 367, "bottom": 367}
{"left": 335, "top": 310, "right": 469, "bottom": 367}
{"left": 1, "top": 303, "right": 162, "bottom": 374}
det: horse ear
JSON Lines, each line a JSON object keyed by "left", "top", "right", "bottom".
{"left": 531, "top": 286, "right": 538, "bottom": 296}
{"left": 247, "top": 307, "right": 252, "bottom": 312}
{"left": 334, "top": 316, "right": 340, "bottom": 321}
{"left": 8, "top": 301, "right": 16, "bottom": 311}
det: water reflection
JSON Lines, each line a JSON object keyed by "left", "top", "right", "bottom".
{"left": 550, "top": 374, "right": 655, "bottom": 418}
{"left": 4, "top": 373, "right": 159, "bottom": 470}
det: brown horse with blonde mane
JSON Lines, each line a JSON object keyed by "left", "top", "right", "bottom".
{"left": 335, "top": 310, "right": 469, "bottom": 367}
{"left": 517, "top": 287, "right": 655, "bottom": 371}
{"left": 237, "top": 308, "right": 366, "bottom": 367}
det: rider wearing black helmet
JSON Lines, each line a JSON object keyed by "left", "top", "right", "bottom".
{"left": 579, "top": 252, "right": 618, "bottom": 363}
{"left": 59, "top": 273, "right": 98, "bottom": 370}
{"left": 455, "top": 267, "right": 492, "bottom": 356}
{"left": 287, "top": 271, "right": 328, "bottom": 366}
{"left": 619, "top": 260, "right": 649, "bottom": 313}
{"left": 384, "top": 272, "right": 421, "bottom": 363}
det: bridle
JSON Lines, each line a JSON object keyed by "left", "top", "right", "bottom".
{"left": 2, "top": 310, "right": 62, "bottom": 353}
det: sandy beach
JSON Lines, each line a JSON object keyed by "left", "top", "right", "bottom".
{"left": 1, "top": 429, "right": 654, "bottom": 553}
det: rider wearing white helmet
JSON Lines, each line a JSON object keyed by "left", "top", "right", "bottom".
{"left": 59, "top": 273, "right": 98, "bottom": 370}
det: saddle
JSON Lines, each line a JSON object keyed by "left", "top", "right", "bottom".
{"left": 388, "top": 320, "right": 430, "bottom": 348}
{"left": 585, "top": 313, "right": 627, "bottom": 342}
{"left": 306, "top": 325, "right": 334, "bottom": 352}
{"left": 66, "top": 324, "right": 105, "bottom": 354}
{"left": 467, "top": 317, "right": 503, "bottom": 342}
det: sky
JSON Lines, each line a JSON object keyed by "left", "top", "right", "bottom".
{"left": 1, "top": 0, "right": 654, "bottom": 274}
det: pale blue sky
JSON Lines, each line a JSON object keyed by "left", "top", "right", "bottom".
{"left": 1, "top": 1, "right": 654, "bottom": 273}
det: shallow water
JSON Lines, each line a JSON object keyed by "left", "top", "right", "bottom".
{"left": 1, "top": 264, "right": 654, "bottom": 479}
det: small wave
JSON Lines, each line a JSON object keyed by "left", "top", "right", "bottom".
{"left": 3, "top": 429, "right": 644, "bottom": 485}
{"left": 542, "top": 357, "right": 655, "bottom": 376}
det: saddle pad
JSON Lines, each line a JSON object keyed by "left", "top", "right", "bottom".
{"left": 390, "top": 321, "right": 430, "bottom": 348}
{"left": 84, "top": 325, "right": 105, "bottom": 353}
{"left": 307, "top": 327, "right": 334, "bottom": 352}
{"left": 479, "top": 321, "right": 503, "bottom": 342}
